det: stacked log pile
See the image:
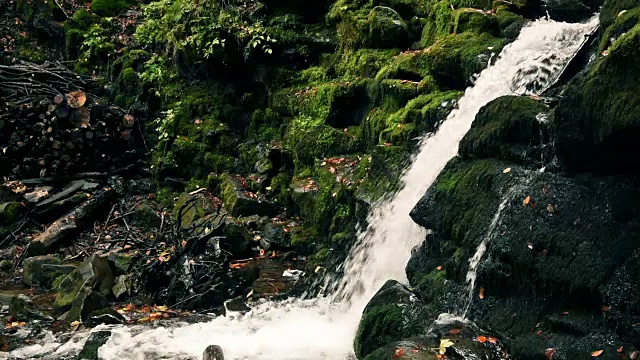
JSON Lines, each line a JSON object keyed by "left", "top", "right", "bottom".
{"left": 0, "top": 61, "right": 144, "bottom": 180}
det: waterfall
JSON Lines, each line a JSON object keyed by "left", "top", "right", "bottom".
{"left": 10, "top": 17, "right": 598, "bottom": 360}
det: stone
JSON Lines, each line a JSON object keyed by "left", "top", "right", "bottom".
{"left": 133, "top": 201, "right": 161, "bottom": 229}
{"left": 86, "top": 307, "right": 125, "bottom": 327}
{"left": 111, "top": 275, "right": 132, "bottom": 299}
{"left": 223, "top": 297, "right": 251, "bottom": 316}
{"left": 107, "top": 252, "right": 135, "bottom": 275}
{"left": 54, "top": 255, "right": 114, "bottom": 310}
{"left": 23, "top": 186, "right": 53, "bottom": 203}
{"left": 220, "top": 220, "right": 253, "bottom": 258}
{"left": 203, "top": 345, "right": 225, "bottom": 360}
{"left": 65, "top": 287, "right": 109, "bottom": 324}
{"left": 259, "top": 222, "right": 291, "bottom": 250}
{"left": 220, "top": 174, "right": 278, "bottom": 217}
{"left": 354, "top": 280, "right": 429, "bottom": 359}
{"left": 77, "top": 330, "right": 111, "bottom": 360}
{"left": 22, "top": 255, "right": 62, "bottom": 287}
{"left": 545, "top": 0, "right": 594, "bottom": 23}
{"left": 9, "top": 294, "right": 51, "bottom": 321}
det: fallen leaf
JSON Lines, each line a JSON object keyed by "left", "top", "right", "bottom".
{"left": 602, "top": 50, "right": 609, "bottom": 56}
{"left": 545, "top": 348, "right": 556, "bottom": 360}
{"left": 591, "top": 350, "right": 604, "bottom": 357}
{"left": 535, "top": 330, "right": 542, "bottom": 336}
{"left": 487, "top": 337, "right": 497, "bottom": 344}
{"left": 479, "top": 287, "right": 485, "bottom": 300}
{"left": 394, "top": 348, "right": 405, "bottom": 358}
{"left": 547, "top": 204, "right": 554, "bottom": 213}
{"left": 476, "top": 336, "right": 487, "bottom": 343}
{"left": 503, "top": 167, "right": 511, "bottom": 174}
{"left": 439, "top": 339, "right": 455, "bottom": 354}
{"left": 630, "top": 350, "right": 638, "bottom": 359}
{"left": 436, "top": 265, "right": 443, "bottom": 271}
{"left": 561, "top": 311, "right": 570, "bottom": 316}
{"left": 618, "top": 346, "right": 624, "bottom": 353}
{"left": 259, "top": 249, "right": 265, "bottom": 257}
{"left": 602, "top": 306, "right": 610, "bottom": 312}
{"left": 523, "top": 196, "right": 531, "bottom": 206}
{"left": 70, "top": 320, "right": 81, "bottom": 331}
{"left": 448, "top": 328, "right": 461, "bottom": 335}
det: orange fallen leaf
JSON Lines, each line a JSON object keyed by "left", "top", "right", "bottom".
{"left": 410, "top": 348, "right": 420, "bottom": 353}
{"left": 561, "top": 311, "right": 570, "bottom": 316}
{"left": 487, "top": 337, "right": 497, "bottom": 344}
{"left": 476, "top": 335, "right": 487, "bottom": 343}
{"left": 394, "top": 348, "right": 405, "bottom": 357}
{"left": 545, "top": 348, "right": 556, "bottom": 360}
{"left": 479, "top": 287, "right": 485, "bottom": 300}
{"left": 535, "top": 330, "right": 542, "bottom": 336}
{"left": 259, "top": 249, "right": 265, "bottom": 257}
{"left": 591, "top": 350, "right": 604, "bottom": 357}
{"left": 617, "top": 346, "right": 624, "bottom": 353}
{"left": 523, "top": 196, "right": 531, "bottom": 206}
{"left": 448, "top": 328, "right": 461, "bottom": 334}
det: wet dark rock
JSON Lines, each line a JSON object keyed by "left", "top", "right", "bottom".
{"left": 173, "top": 192, "right": 218, "bottom": 229}
{"left": 133, "top": 201, "right": 161, "bottom": 229}
{"left": 77, "top": 330, "right": 112, "bottom": 360}
{"left": 220, "top": 220, "right": 254, "bottom": 258}
{"left": 354, "top": 280, "right": 429, "bottom": 359}
{"left": 223, "top": 297, "right": 251, "bottom": 316}
{"left": 22, "top": 255, "right": 62, "bottom": 286}
{"left": 555, "top": 19, "right": 640, "bottom": 175}
{"left": 8, "top": 294, "right": 51, "bottom": 321}
{"left": 459, "top": 96, "right": 551, "bottom": 167}
{"left": 544, "top": 0, "right": 595, "bottom": 22}
{"left": 107, "top": 253, "right": 135, "bottom": 275}
{"left": 259, "top": 222, "right": 291, "bottom": 250}
{"left": 220, "top": 174, "right": 278, "bottom": 218}
{"left": 203, "top": 345, "right": 225, "bottom": 360}
{"left": 111, "top": 274, "right": 133, "bottom": 299}
{"left": 0, "top": 202, "right": 24, "bottom": 226}
{"left": 363, "top": 318, "right": 511, "bottom": 359}
{"left": 54, "top": 255, "right": 114, "bottom": 311}
{"left": 86, "top": 307, "right": 126, "bottom": 327}
{"left": 65, "top": 287, "right": 110, "bottom": 324}
{"left": 408, "top": 158, "right": 640, "bottom": 358}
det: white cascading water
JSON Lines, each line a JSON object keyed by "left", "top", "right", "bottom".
{"left": 9, "top": 17, "right": 598, "bottom": 360}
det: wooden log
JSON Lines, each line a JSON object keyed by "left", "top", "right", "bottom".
{"left": 28, "top": 187, "right": 115, "bottom": 255}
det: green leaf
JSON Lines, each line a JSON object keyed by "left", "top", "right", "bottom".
{"left": 438, "top": 339, "right": 454, "bottom": 355}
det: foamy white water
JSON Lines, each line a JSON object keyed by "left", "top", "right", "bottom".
{"left": 9, "top": 17, "right": 598, "bottom": 360}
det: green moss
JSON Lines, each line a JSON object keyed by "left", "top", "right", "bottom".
{"left": 354, "top": 303, "right": 405, "bottom": 357}
{"left": 452, "top": 8, "right": 500, "bottom": 36}
{"left": 495, "top": 8, "right": 526, "bottom": 40}
{"left": 427, "top": 158, "right": 505, "bottom": 246}
{"left": 420, "top": 0, "right": 492, "bottom": 47}
{"left": 90, "top": 0, "right": 128, "bottom": 16}
{"left": 334, "top": 49, "right": 399, "bottom": 79}
{"left": 599, "top": 7, "right": 640, "bottom": 53}
{"left": 459, "top": 95, "right": 548, "bottom": 161}
{"left": 426, "top": 32, "right": 504, "bottom": 90}
{"left": 600, "top": 0, "right": 640, "bottom": 30}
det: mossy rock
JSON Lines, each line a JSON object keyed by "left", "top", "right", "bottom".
{"left": 77, "top": 330, "right": 111, "bottom": 360}
{"left": 495, "top": 8, "right": 526, "bottom": 40}
{"left": 599, "top": 7, "right": 640, "bottom": 53}
{"left": 555, "top": 23, "right": 640, "bottom": 174}
{"left": 0, "top": 202, "right": 24, "bottom": 226}
{"left": 420, "top": 0, "right": 492, "bottom": 47}
{"left": 220, "top": 174, "right": 278, "bottom": 217}
{"left": 544, "top": 0, "right": 594, "bottom": 23}
{"left": 90, "top": 0, "right": 128, "bottom": 16}
{"left": 452, "top": 9, "right": 500, "bottom": 36}
{"left": 426, "top": 32, "right": 504, "bottom": 90}
{"left": 600, "top": 0, "right": 640, "bottom": 30}
{"left": 54, "top": 255, "right": 114, "bottom": 310}
{"left": 334, "top": 49, "right": 399, "bottom": 79}
{"left": 367, "top": 6, "right": 409, "bottom": 48}
{"left": 460, "top": 95, "right": 549, "bottom": 165}
{"left": 354, "top": 280, "right": 428, "bottom": 359}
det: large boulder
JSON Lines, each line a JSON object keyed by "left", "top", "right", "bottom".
{"left": 460, "top": 96, "right": 551, "bottom": 167}
{"left": 22, "top": 255, "right": 62, "bottom": 287}
{"left": 354, "top": 280, "right": 429, "bottom": 359}
{"left": 555, "top": 22, "right": 640, "bottom": 174}
{"left": 408, "top": 159, "right": 640, "bottom": 357}
{"left": 220, "top": 174, "right": 278, "bottom": 217}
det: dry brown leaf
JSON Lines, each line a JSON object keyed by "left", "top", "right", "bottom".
{"left": 487, "top": 337, "right": 497, "bottom": 344}
{"left": 591, "top": 350, "right": 603, "bottom": 357}
{"left": 545, "top": 348, "right": 556, "bottom": 360}
{"left": 436, "top": 265, "right": 443, "bottom": 271}
{"left": 617, "top": 346, "right": 624, "bottom": 353}
{"left": 523, "top": 196, "right": 531, "bottom": 206}
{"left": 630, "top": 350, "right": 639, "bottom": 359}
{"left": 123, "top": 114, "right": 135, "bottom": 128}
{"left": 547, "top": 204, "right": 554, "bottom": 213}
{"left": 503, "top": 167, "right": 511, "bottom": 174}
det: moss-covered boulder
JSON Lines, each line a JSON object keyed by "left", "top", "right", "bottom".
{"left": 22, "top": 255, "right": 76, "bottom": 289}
{"left": 367, "top": 6, "right": 409, "bottom": 48}
{"left": 544, "top": 0, "right": 595, "bottom": 23}
{"left": 220, "top": 174, "right": 278, "bottom": 217}
{"left": 555, "top": 22, "right": 640, "bottom": 174}
{"left": 426, "top": 33, "right": 504, "bottom": 90}
{"left": 54, "top": 255, "right": 114, "bottom": 310}
{"left": 354, "top": 280, "right": 428, "bottom": 359}
{"left": 0, "top": 202, "right": 24, "bottom": 226}
{"left": 460, "top": 96, "right": 550, "bottom": 165}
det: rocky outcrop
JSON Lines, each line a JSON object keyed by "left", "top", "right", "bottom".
{"left": 356, "top": 2, "right": 640, "bottom": 357}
